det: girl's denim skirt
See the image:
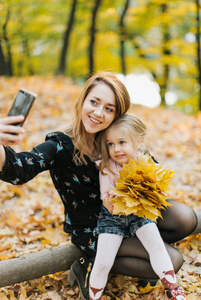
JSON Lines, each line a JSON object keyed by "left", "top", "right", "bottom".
{"left": 94, "top": 205, "right": 155, "bottom": 238}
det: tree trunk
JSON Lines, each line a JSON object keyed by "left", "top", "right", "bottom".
{"left": 88, "top": 0, "right": 102, "bottom": 77}
{"left": 0, "top": 242, "right": 81, "bottom": 288}
{"left": 0, "top": 41, "right": 8, "bottom": 76}
{"left": 2, "top": 9, "right": 12, "bottom": 76}
{"left": 119, "top": 0, "right": 130, "bottom": 75}
{"left": 160, "top": 3, "right": 171, "bottom": 106}
{"left": 196, "top": 0, "right": 201, "bottom": 111}
{"left": 56, "top": 0, "right": 77, "bottom": 76}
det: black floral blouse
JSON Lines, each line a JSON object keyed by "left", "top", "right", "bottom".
{"left": 0, "top": 132, "right": 102, "bottom": 256}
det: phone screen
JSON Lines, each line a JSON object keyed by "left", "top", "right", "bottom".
{"left": 7, "top": 89, "right": 36, "bottom": 126}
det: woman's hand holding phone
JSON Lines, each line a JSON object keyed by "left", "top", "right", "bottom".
{"left": 0, "top": 116, "right": 25, "bottom": 146}
{"left": 0, "top": 88, "right": 37, "bottom": 146}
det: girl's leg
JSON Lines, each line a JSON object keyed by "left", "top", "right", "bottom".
{"left": 112, "top": 236, "right": 183, "bottom": 278}
{"left": 135, "top": 223, "right": 188, "bottom": 299}
{"left": 136, "top": 223, "right": 177, "bottom": 287}
{"left": 89, "top": 233, "right": 123, "bottom": 300}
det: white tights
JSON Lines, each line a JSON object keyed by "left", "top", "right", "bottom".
{"left": 89, "top": 223, "right": 177, "bottom": 299}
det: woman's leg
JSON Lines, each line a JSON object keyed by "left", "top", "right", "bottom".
{"left": 158, "top": 200, "right": 197, "bottom": 243}
{"left": 112, "top": 236, "right": 183, "bottom": 279}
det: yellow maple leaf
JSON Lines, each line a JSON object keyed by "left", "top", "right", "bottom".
{"left": 111, "top": 154, "right": 174, "bottom": 221}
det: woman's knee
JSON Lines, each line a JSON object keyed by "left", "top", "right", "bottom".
{"left": 172, "top": 249, "right": 183, "bottom": 273}
{"left": 159, "top": 200, "right": 197, "bottom": 236}
{"left": 166, "top": 243, "right": 183, "bottom": 273}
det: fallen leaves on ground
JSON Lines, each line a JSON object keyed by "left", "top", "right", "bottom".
{"left": 0, "top": 76, "right": 200, "bottom": 299}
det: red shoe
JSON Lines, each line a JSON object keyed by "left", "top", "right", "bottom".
{"left": 165, "top": 287, "right": 188, "bottom": 300}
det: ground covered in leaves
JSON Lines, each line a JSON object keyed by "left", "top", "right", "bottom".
{"left": 0, "top": 76, "right": 200, "bottom": 299}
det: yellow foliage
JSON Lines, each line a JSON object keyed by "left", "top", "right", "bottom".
{"left": 139, "top": 282, "right": 161, "bottom": 294}
{"left": 110, "top": 154, "right": 175, "bottom": 221}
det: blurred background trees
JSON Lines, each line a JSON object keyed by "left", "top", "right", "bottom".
{"left": 0, "top": 0, "right": 200, "bottom": 113}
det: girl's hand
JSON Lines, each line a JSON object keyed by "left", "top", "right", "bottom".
{"left": 103, "top": 198, "right": 114, "bottom": 214}
{"left": 0, "top": 116, "right": 25, "bottom": 146}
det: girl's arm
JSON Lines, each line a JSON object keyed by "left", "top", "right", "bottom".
{"left": 99, "top": 171, "right": 115, "bottom": 213}
{"left": 0, "top": 116, "right": 25, "bottom": 171}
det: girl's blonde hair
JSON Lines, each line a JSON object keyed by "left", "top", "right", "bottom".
{"left": 97, "top": 113, "right": 146, "bottom": 174}
{"left": 65, "top": 72, "right": 130, "bottom": 165}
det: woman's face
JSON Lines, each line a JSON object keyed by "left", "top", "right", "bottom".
{"left": 81, "top": 83, "right": 116, "bottom": 136}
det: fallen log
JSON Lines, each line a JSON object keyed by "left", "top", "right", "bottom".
{"left": 0, "top": 242, "right": 81, "bottom": 288}
{"left": 0, "top": 209, "right": 200, "bottom": 288}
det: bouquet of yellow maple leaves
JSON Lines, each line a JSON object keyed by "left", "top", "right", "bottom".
{"left": 110, "top": 154, "right": 175, "bottom": 221}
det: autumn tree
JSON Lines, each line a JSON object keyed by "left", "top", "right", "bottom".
{"left": 0, "top": 41, "right": 8, "bottom": 76}
{"left": 119, "top": 0, "right": 130, "bottom": 75}
{"left": 1, "top": 7, "right": 12, "bottom": 76}
{"left": 88, "top": 0, "right": 102, "bottom": 77}
{"left": 195, "top": 0, "right": 201, "bottom": 111}
{"left": 56, "top": 0, "right": 78, "bottom": 76}
{"left": 159, "top": 3, "right": 171, "bottom": 106}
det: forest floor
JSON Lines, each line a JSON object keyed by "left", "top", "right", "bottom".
{"left": 0, "top": 76, "right": 200, "bottom": 300}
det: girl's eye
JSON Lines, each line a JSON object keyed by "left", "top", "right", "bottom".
{"left": 107, "top": 142, "right": 114, "bottom": 147}
{"left": 120, "top": 141, "right": 125, "bottom": 145}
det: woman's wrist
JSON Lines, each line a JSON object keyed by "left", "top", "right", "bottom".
{"left": 0, "top": 145, "right": 6, "bottom": 172}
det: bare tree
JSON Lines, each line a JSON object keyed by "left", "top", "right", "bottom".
{"left": 88, "top": 0, "right": 102, "bottom": 77}
{"left": 56, "top": 0, "right": 77, "bottom": 75}
{"left": 119, "top": 0, "right": 130, "bottom": 75}
{"left": 0, "top": 40, "right": 8, "bottom": 75}
{"left": 1, "top": 9, "right": 12, "bottom": 76}
{"left": 160, "top": 3, "right": 171, "bottom": 106}
{"left": 196, "top": 0, "right": 201, "bottom": 111}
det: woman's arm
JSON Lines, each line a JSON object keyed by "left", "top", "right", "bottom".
{"left": 0, "top": 116, "right": 25, "bottom": 171}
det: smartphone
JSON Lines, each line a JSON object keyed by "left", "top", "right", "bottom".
{"left": 7, "top": 88, "right": 37, "bottom": 126}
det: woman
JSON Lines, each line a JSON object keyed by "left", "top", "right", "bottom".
{"left": 0, "top": 72, "right": 197, "bottom": 300}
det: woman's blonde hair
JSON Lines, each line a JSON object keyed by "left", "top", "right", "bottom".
{"left": 65, "top": 72, "right": 130, "bottom": 165}
{"left": 97, "top": 113, "right": 146, "bottom": 174}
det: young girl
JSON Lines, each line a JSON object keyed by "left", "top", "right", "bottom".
{"left": 89, "top": 114, "right": 188, "bottom": 300}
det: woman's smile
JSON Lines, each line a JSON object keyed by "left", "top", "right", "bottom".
{"left": 88, "top": 115, "right": 102, "bottom": 124}
{"left": 81, "top": 83, "right": 116, "bottom": 136}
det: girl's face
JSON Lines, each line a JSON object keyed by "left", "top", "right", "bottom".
{"left": 106, "top": 126, "right": 138, "bottom": 166}
{"left": 81, "top": 83, "right": 116, "bottom": 137}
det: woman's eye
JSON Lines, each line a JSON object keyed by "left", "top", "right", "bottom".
{"left": 90, "top": 99, "right": 97, "bottom": 105}
{"left": 105, "top": 106, "right": 113, "bottom": 113}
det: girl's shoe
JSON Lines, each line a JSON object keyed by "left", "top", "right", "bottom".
{"left": 89, "top": 286, "right": 103, "bottom": 300}
{"left": 165, "top": 287, "right": 188, "bottom": 300}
